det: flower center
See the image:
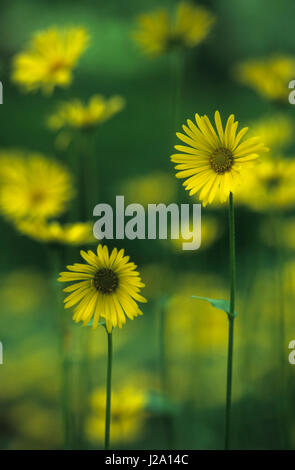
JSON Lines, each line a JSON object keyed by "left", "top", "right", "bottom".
{"left": 209, "top": 148, "right": 234, "bottom": 174}
{"left": 266, "top": 176, "right": 281, "bottom": 190}
{"left": 30, "top": 189, "right": 45, "bottom": 204}
{"left": 49, "top": 59, "right": 66, "bottom": 74}
{"left": 93, "top": 268, "right": 119, "bottom": 294}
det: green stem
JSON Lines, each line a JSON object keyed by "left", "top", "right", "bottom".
{"left": 171, "top": 49, "right": 184, "bottom": 135}
{"left": 105, "top": 330, "right": 113, "bottom": 450}
{"left": 48, "top": 245, "right": 71, "bottom": 449}
{"left": 225, "top": 192, "right": 236, "bottom": 450}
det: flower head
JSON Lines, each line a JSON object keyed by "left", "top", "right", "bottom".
{"left": 121, "top": 171, "right": 177, "bottom": 206}
{"left": 48, "top": 95, "right": 125, "bottom": 131}
{"left": 58, "top": 244, "right": 147, "bottom": 332}
{"left": 170, "top": 215, "right": 221, "bottom": 252}
{"left": 133, "top": 2, "right": 215, "bottom": 57}
{"left": 86, "top": 385, "right": 146, "bottom": 444}
{"left": 234, "top": 55, "right": 295, "bottom": 102}
{"left": 236, "top": 157, "right": 295, "bottom": 211}
{"left": 248, "top": 114, "right": 293, "bottom": 150}
{"left": 12, "top": 27, "right": 89, "bottom": 94}
{"left": 0, "top": 151, "right": 74, "bottom": 221}
{"left": 170, "top": 111, "right": 268, "bottom": 206}
{"left": 16, "top": 220, "right": 95, "bottom": 246}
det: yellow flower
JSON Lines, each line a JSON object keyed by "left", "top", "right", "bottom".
{"left": 234, "top": 55, "right": 295, "bottom": 101}
{"left": 86, "top": 385, "right": 146, "bottom": 444}
{"left": 121, "top": 171, "right": 177, "bottom": 206}
{"left": 58, "top": 244, "right": 147, "bottom": 332}
{"left": 0, "top": 269, "right": 47, "bottom": 315}
{"left": 12, "top": 27, "right": 89, "bottom": 94}
{"left": 236, "top": 157, "right": 295, "bottom": 211}
{"left": 0, "top": 151, "right": 74, "bottom": 221}
{"left": 248, "top": 114, "right": 293, "bottom": 150}
{"left": 171, "top": 110, "right": 268, "bottom": 206}
{"left": 174, "top": 1, "right": 215, "bottom": 48}
{"left": 16, "top": 220, "right": 95, "bottom": 246}
{"left": 170, "top": 215, "right": 221, "bottom": 252}
{"left": 133, "top": 2, "right": 215, "bottom": 57}
{"left": 48, "top": 95, "right": 125, "bottom": 131}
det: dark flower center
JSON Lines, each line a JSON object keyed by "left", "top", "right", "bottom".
{"left": 93, "top": 268, "right": 119, "bottom": 294}
{"left": 209, "top": 147, "right": 234, "bottom": 174}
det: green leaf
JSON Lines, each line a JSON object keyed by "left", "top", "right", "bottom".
{"left": 191, "top": 296, "right": 237, "bottom": 318}
{"left": 146, "top": 392, "right": 180, "bottom": 415}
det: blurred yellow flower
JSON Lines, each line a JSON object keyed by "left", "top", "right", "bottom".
{"left": 171, "top": 110, "right": 268, "bottom": 206}
{"left": 9, "top": 403, "right": 62, "bottom": 447}
{"left": 121, "top": 171, "right": 177, "bottom": 206}
{"left": 48, "top": 95, "right": 125, "bottom": 131}
{"left": 249, "top": 114, "right": 293, "bottom": 150}
{"left": 58, "top": 244, "right": 147, "bottom": 332}
{"left": 16, "top": 220, "right": 95, "bottom": 246}
{"left": 0, "top": 269, "right": 47, "bottom": 315}
{"left": 12, "top": 26, "right": 89, "bottom": 94}
{"left": 166, "top": 273, "right": 228, "bottom": 355}
{"left": 234, "top": 55, "right": 295, "bottom": 101}
{"left": 133, "top": 2, "right": 215, "bottom": 57}
{"left": 170, "top": 215, "right": 222, "bottom": 252}
{"left": 86, "top": 385, "right": 146, "bottom": 444}
{"left": 0, "top": 151, "right": 74, "bottom": 221}
{"left": 236, "top": 157, "right": 295, "bottom": 211}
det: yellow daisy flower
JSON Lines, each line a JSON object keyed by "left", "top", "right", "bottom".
{"left": 133, "top": 2, "right": 215, "bottom": 57}
{"left": 12, "top": 26, "right": 89, "bottom": 94}
{"left": 16, "top": 220, "right": 95, "bottom": 246}
{"left": 236, "top": 157, "right": 295, "bottom": 211}
{"left": 0, "top": 151, "right": 74, "bottom": 221}
{"left": 48, "top": 95, "right": 125, "bottom": 131}
{"left": 170, "top": 215, "right": 221, "bottom": 252}
{"left": 170, "top": 110, "right": 268, "bottom": 206}
{"left": 86, "top": 385, "right": 146, "bottom": 444}
{"left": 248, "top": 114, "right": 293, "bottom": 150}
{"left": 121, "top": 171, "right": 177, "bottom": 206}
{"left": 234, "top": 55, "right": 295, "bottom": 102}
{"left": 58, "top": 244, "right": 147, "bottom": 332}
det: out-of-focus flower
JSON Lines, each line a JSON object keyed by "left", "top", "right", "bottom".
{"left": 248, "top": 114, "right": 293, "bottom": 151}
{"left": 12, "top": 27, "right": 89, "bottom": 94}
{"left": 166, "top": 273, "right": 228, "bottom": 355}
{"left": 48, "top": 95, "right": 125, "bottom": 131}
{"left": 58, "top": 244, "right": 147, "bottom": 332}
{"left": 171, "top": 110, "right": 268, "bottom": 206}
{"left": 0, "top": 269, "right": 47, "bottom": 315}
{"left": 16, "top": 220, "right": 95, "bottom": 246}
{"left": 236, "top": 157, "right": 295, "bottom": 211}
{"left": 133, "top": 2, "right": 215, "bottom": 57}
{"left": 86, "top": 385, "right": 147, "bottom": 445}
{"left": 170, "top": 215, "right": 222, "bottom": 252}
{"left": 121, "top": 172, "right": 177, "bottom": 206}
{"left": 9, "top": 403, "right": 62, "bottom": 448}
{"left": 234, "top": 55, "right": 295, "bottom": 102}
{"left": 0, "top": 151, "right": 74, "bottom": 221}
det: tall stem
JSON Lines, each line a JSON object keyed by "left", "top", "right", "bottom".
{"left": 225, "top": 191, "right": 236, "bottom": 450}
{"left": 105, "top": 330, "right": 113, "bottom": 450}
{"left": 48, "top": 245, "right": 71, "bottom": 449}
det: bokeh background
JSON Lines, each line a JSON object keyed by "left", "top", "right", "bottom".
{"left": 0, "top": 0, "right": 295, "bottom": 450}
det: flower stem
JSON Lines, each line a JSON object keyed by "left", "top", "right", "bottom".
{"left": 225, "top": 191, "right": 236, "bottom": 450}
{"left": 104, "top": 329, "right": 113, "bottom": 450}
